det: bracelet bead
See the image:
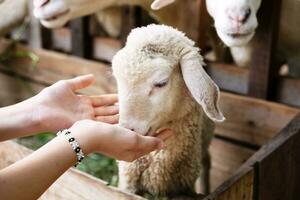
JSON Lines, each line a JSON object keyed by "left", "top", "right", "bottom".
{"left": 57, "top": 129, "right": 85, "bottom": 167}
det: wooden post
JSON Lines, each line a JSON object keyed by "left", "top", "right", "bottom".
{"left": 196, "top": 0, "right": 209, "bottom": 50}
{"left": 40, "top": 26, "right": 53, "bottom": 49}
{"left": 254, "top": 114, "right": 300, "bottom": 200}
{"left": 120, "top": 6, "right": 142, "bottom": 46}
{"left": 247, "top": 0, "right": 282, "bottom": 99}
{"left": 70, "top": 16, "right": 92, "bottom": 58}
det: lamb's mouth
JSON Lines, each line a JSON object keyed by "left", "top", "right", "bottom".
{"left": 227, "top": 32, "right": 252, "bottom": 38}
{"left": 146, "top": 127, "right": 168, "bottom": 137}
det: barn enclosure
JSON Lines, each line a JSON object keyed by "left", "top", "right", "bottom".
{"left": 0, "top": 0, "right": 300, "bottom": 199}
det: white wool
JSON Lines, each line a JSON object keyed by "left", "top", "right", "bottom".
{"left": 112, "top": 24, "right": 223, "bottom": 196}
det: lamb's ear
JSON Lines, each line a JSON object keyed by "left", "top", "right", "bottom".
{"left": 180, "top": 50, "right": 225, "bottom": 122}
{"left": 151, "top": 0, "right": 176, "bottom": 10}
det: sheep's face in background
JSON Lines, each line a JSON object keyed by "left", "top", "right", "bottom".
{"left": 206, "top": 0, "right": 262, "bottom": 46}
{"left": 112, "top": 49, "right": 187, "bottom": 135}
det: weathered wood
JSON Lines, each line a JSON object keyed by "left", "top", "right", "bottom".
{"left": 70, "top": 17, "right": 92, "bottom": 58}
{"left": 0, "top": 141, "right": 146, "bottom": 200}
{"left": 196, "top": 0, "right": 209, "bottom": 50}
{"left": 253, "top": 114, "right": 300, "bottom": 200}
{"left": 209, "top": 138, "right": 254, "bottom": 191}
{"left": 248, "top": 0, "right": 282, "bottom": 99}
{"left": 40, "top": 26, "right": 53, "bottom": 49}
{"left": 51, "top": 28, "right": 122, "bottom": 62}
{"left": 218, "top": 92, "right": 299, "bottom": 146}
{"left": 206, "top": 63, "right": 300, "bottom": 108}
{"left": 0, "top": 39, "right": 116, "bottom": 95}
{"left": 120, "top": 6, "right": 137, "bottom": 45}
{"left": 205, "top": 114, "right": 300, "bottom": 200}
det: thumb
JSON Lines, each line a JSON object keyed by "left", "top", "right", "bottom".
{"left": 67, "top": 74, "right": 95, "bottom": 91}
{"left": 151, "top": 0, "right": 176, "bottom": 10}
{"left": 136, "top": 135, "right": 166, "bottom": 153}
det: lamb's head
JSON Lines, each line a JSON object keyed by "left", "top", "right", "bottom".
{"left": 112, "top": 24, "right": 224, "bottom": 136}
{"left": 206, "top": 0, "right": 262, "bottom": 47}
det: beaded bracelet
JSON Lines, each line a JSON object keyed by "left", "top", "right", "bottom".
{"left": 57, "top": 129, "right": 85, "bottom": 167}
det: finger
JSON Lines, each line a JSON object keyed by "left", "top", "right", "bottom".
{"left": 95, "top": 115, "right": 119, "bottom": 124}
{"left": 66, "top": 74, "right": 95, "bottom": 91}
{"left": 151, "top": 0, "right": 176, "bottom": 10}
{"left": 94, "top": 105, "right": 119, "bottom": 116}
{"left": 91, "top": 94, "right": 118, "bottom": 106}
{"left": 135, "top": 135, "right": 165, "bottom": 152}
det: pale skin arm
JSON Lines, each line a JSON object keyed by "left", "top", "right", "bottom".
{"left": 0, "top": 120, "right": 170, "bottom": 200}
{"left": 0, "top": 75, "right": 172, "bottom": 200}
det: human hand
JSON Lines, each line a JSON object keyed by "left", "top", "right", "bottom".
{"left": 70, "top": 120, "right": 173, "bottom": 162}
{"left": 31, "top": 74, "right": 118, "bottom": 132}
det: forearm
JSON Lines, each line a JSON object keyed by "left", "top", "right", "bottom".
{"left": 0, "top": 97, "right": 42, "bottom": 141}
{"left": 0, "top": 136, "right": 78, "bottom": 200}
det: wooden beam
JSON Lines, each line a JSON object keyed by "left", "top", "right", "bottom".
{"left": 247, "top": 0, "right": 282, "bottom": 99}
{"left": 205, "top": 114, "right": 300, "bottom": 200}
{"left": 70, "top": 17, "right": 92, "bottom": 58}
{"left": 40, "top": 26, "right": 53, "bottom": 49}
{"left": 120, "top": 6, "right": 141, "bottom": 45}
{"left": 254, "top": 114, "right": 300, "bottom": 200}
{"left": 196, "top": 0, "right": 209, "bottom": 50}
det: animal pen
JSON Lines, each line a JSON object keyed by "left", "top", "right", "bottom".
{"left": 0, "top": 0, "right": 299, "bottom": 199}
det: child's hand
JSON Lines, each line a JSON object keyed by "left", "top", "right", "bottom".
{"left": 32, "top": 74, "right": 118, "bottom": 132}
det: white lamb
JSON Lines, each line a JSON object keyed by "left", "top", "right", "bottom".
{"left": 205, "top": 0, "right": 300, "bottom": 75}
{"left": 112, "top": 24, "right": 224, "bottom": 197}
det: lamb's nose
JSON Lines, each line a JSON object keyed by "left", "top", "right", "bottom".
{"left": 227, "top": 7, "right": 252, "bottom": 24}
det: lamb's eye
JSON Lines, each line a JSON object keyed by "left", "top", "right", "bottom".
{"left": 154, "top": 80, "right": 168, "bottom": 88}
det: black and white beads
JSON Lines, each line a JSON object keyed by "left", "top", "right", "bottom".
{"left": 57, "top": 129, "right": 85, "bottom": 167}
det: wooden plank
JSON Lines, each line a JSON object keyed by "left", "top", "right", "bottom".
{"left": 247, "top": 0, "right": 282, "bottom": 99}
{"left": 51, "top": 28, "right": 122, "bottom": 62}
{"left": 120, "top": 6, "right": 141, "bottom": 45}
{"left": 253, "top": 114, "right": 300, "bottom": 200}
{"left": 276, "top": 77, "right": 300, "bottom": 107}
{"left": 218, "top": 92, "right": 299, "bottom": 146}
{"left": 209, "top": 138, "right": 254, "bottom": 191}
{"left": 0, "top": 141, "right": 146, "bottom": 200}
{"left": 204, "top": 114, "right": 300, "bottom": 200}
{"left": 40, "top": 26, "right": 53, "bottom": 49}
{"left": 0, "top": 39, "right": 116, "bottom": 95}
{"left": 196, "top": 0, "right": 209, "bottom": 50}
{"left": 70, "top": 17, "right": 92, "bottom": 58}
{"left": 0, "top": 72, "right": 44, "bottom": 107}
{"left": 206, "top": 63, "right": 249, "bottom": 94}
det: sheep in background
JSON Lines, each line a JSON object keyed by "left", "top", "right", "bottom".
{"left": 206, "top": 0, "right": 300, "bottom": 76}
{"left": 157, "top": 0, "right": 300, "bottom": 77}
{"left": 33, "top": 0, "right": 200, "bottom": 41}
{"left": 0, "top": 0, "right": 28, "bottom": 36}
{"left": 112, "top": 24, "right": 224, "bottom": 197}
